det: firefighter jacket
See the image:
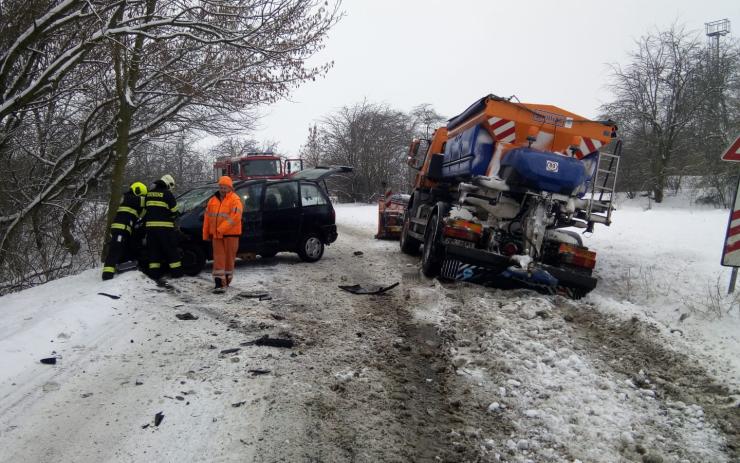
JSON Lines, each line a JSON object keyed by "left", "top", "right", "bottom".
{"left": 111, "top": 190, "right": 146, "bottom": 234}
{"left": 203, "top": 190, "right": 243, "bottom": 240}
{"left": 145, "top": 180, "right": 179, "bottom": 228}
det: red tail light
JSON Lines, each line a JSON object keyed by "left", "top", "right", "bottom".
{"left": 502, "top": 242, "right": 519, "bottom": 256}
{"left": 558, "top": 243, "right": 596, "bottom": 269}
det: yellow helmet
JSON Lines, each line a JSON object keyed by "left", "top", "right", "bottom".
{"left": 130, "top": 181, "right": 148, "bottom": 197}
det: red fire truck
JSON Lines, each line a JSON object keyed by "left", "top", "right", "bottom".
{"left": 213, "top": 153, "right": 304, "bottom": 181}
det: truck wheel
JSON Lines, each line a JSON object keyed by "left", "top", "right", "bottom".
{"left": 421, "top": 212, "right": 442, "bottom": 277}
{"left": 297, "top": 233, "right": 324, "bottom": 262}
{"left": 180, "top": 242, "right": 205, "bottom": 276}
{"left": 400, "top": 212, "right": 421, "bottom": 255}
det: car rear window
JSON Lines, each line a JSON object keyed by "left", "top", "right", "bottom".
{"left": 300, "top": 182, "right": 327, "bottom": 206}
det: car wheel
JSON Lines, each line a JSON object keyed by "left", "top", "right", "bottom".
{"left": 180, "top": 242, "right": 206, "bottom": 276}
{"left": 297, "top": 233, "right": 324, "bottom": 262}
{"left": 400, "top": 211, "right": 421, "bottom": 255}
{"left": 421, "top": 212, "right": 442, "bottom": 277}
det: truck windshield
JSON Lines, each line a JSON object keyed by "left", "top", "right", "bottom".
{"left": 240, "top": 159, "right": 281, "bottom": 176}
{"left": 176, "top": 187, "right": 216, "bottom": 214}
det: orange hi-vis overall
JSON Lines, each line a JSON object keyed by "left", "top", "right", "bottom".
{"left": 203, "top": 190, "right": 243, "bottom": 285}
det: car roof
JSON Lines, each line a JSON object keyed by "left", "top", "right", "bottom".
{"left": 190, "top": 178, "right": 313, "bottom": 190}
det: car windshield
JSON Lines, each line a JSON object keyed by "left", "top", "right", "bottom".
{"left": 240, "top": 159, "right": 281, "bottom": 176}
{"left": 177, "top": 186, "right": 216, "bottom": 214}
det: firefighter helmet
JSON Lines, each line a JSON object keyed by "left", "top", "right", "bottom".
{"left": 161, "top": 174, "right": 175, "bottom": 190}
{"left": 130, "top": 181, "right": 148, "bottom": 197}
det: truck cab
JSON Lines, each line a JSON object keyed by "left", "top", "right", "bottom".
{"left": 213, "top": 153, "right": 304, "bottom": 181}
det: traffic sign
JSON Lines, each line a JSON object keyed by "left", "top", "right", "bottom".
{"left": 721, "top": 135, "right": 740, "bottom": 162}
{"left": 722, "top": 176, "right": 740, "bottom": 267}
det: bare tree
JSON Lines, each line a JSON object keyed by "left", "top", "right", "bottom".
{"left": 309, "top": 100, "right": 415, "bottom": 201}
{"left": 602, "top": 24, "right": 709, "bottom": 203}
{"left": 408, "top": 103, "right": 446, "bottom": 140}
{"left": 299, "top": 124, "right": 321, "bottom": 167}
{"left": 0, "top": 0, "right": 341, "bottom": 293}
{"left": 690, "top": 35, "right": 740, "bottom": 207}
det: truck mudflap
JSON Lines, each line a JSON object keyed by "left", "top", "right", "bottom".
{"left": 441, "top": 244, "right": 596, "bottom": 299}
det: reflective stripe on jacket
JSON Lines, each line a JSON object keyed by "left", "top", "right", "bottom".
{"left": 145, "top": 182, "right": 178, "bottom": 228}
{"left": 111, "top": 192, "right": 145, "bottom": 234}
{"left": 203, "top": 191, "right": 243, "bottom": 240}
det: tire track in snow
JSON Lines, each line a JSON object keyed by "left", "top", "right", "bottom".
{"left": 556, "top": 298, "right": 738, "bottom": 461}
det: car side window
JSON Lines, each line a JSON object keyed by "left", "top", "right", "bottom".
{"left": 263, "top": 182, "right": 299, "bottom": 210}
{"left": 300, "top": 182, "right": 327, "bottom": 207}
{"left": 236, "top": 183, "right": 263, "bottom": 212}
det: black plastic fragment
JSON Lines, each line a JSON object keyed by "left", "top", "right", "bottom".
{"left": 40, "top": 357, "right": 57, "bottom": 365}
{"left": 231, "top": 401, "right": 246, "bottom": 408}
{"left": 220, "top": 348, "right": 240, "bottom": 355}
{"left": 97, "top": 292, "right": 121, "bottom": 300}
{"left": 248, "top": 369, "right": 271, "bottom": 376}
{"left": 241, "top": 335, "right": 294, "bottom": 349}
{"left": 175, "top": 312, "right": 198, "bottom": 320}
{"left": 154, "top": 412, "right": 164, "bottom": 426}
{"left": 238, "top": 291, "right": 269, "bottom": 299}
{"left": 338, "top": 282, "right": 399, "bottom": 295}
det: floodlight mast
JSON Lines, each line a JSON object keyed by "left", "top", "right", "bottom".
{"left": 705, "top": 19, "right": 730, "bottom": 62}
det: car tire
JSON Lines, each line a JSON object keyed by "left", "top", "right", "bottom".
{"left": 400, "top": 211, "right": 421, "bottom": 255}
{"left": 297, "top": 232, "right": 324, "bottom": 262}
{"left": 180, "top": 242, "right": 206, "bottom": 276}
{"left": 421, "top": 212, "right": 442, "bottom": 277}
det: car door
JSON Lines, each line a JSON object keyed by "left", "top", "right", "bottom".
{"left": 299, "top": 181, "right": 332, "bottom": 232}
{"left": 235, "top": 182, "right": 263, "bottom": 253}
{"left": 261, "top": 181, "right": 301, "bottom": 249}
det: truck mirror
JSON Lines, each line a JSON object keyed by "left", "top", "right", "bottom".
{"left": 407, "top": 140, "right": 421, "bottom": 169}
{"left": 410, "top": 139, "right": 420, "bottom": 155}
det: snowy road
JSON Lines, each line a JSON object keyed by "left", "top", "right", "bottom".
{"left": 1, "top": 204, "right": 739, "bottom": 462}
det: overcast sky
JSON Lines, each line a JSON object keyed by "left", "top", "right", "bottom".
{"left": 246, "top": 0, "right": 738, "bottom": 156}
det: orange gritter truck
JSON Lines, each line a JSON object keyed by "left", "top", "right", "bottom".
{"left": 400, "top": 94, "right": 621, "bottom": 298}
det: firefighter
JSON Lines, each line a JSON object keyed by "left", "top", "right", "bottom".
{"left": 145, "top": 174, "right": 183, "bottom": 281}
{"left": 203, "top": 176, "right": 243, "bottom": 293}
{"left": 102, "top": 181, "right": 148, "bottom": 280}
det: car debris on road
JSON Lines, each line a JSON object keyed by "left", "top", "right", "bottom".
{"left": 338, "top": 282, "right": 399, "bottom": 295}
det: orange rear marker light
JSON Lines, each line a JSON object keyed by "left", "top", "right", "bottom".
{"left": 558, "top": 243, "right": 596, "bottom": 269}
{"left": 443, "top": 219, "right": 482, "bottom": 242}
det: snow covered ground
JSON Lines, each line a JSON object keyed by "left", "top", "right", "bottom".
{"left": 0, "top": 196, "right": 738, "bottom": 462}
{"left": 339, "top": 195, "right": 740, "bottom": 386}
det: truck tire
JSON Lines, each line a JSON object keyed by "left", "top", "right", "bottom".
{"left": 400, "top": 211, "right": 421, "bottom": 255}
{"left": 421, "top": 212, "right": 442, "bottom": 277}
{"left": 297, "top": 232, "right": 324, "bottom": 262}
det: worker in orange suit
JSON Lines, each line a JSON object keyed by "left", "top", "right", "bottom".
{"left": 203, "top": 176, "right": 243, "bottom": 293}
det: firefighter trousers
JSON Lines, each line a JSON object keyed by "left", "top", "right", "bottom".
{"left": 102, "top": 230, "right": 130, "bottom": 279}
{"left": 146, "top": 228, "right": 183, "bottom": 279}
{"left": 212, "top": 236, "right": 239, "bottom": 286}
